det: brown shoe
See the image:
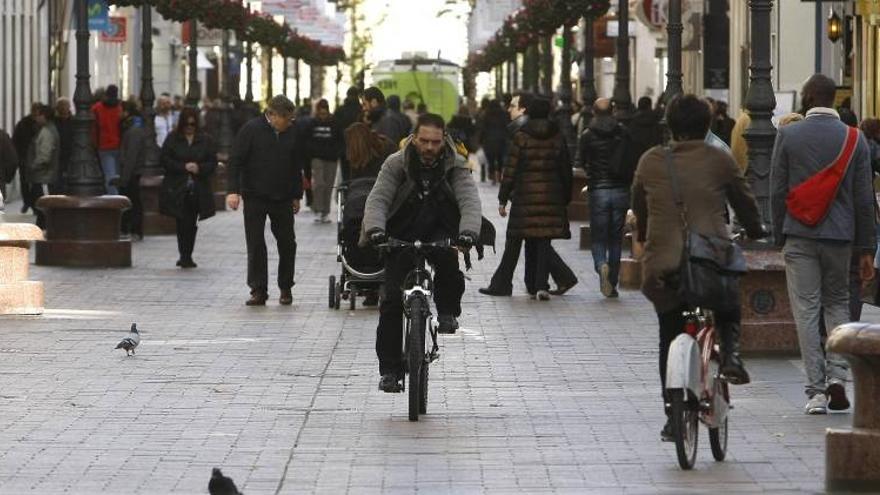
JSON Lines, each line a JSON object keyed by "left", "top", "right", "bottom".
{"left": 279, "top": 289, "right": 293, "bottom": 306}
{"left": 246, "top": 292, "right": 268, "bottom": 306}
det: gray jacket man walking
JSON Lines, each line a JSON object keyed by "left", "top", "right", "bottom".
{"left": 769, "top": 74, "right": 876, "bottom": 415}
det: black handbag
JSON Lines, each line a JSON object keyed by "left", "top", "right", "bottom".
{"left": 665, "top": 149, "right": 746, "bottom": 311}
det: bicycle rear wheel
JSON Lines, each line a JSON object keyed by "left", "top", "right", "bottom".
{"left": 670, "top": 389, "right": 698, "bottom": 470}
{"left": 407, "top": 298, "right": 426, "bottom": 421}
{"left": 419, "top": 360, "right": 429, "bottom": 414}
{"left": 709, "top": 380, "right": 729, "bottom": 461}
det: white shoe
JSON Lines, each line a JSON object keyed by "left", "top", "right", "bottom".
{"left": 805, "top": 393, "right": 827, "bottom": 415}
{"left": 536, "top": 290, "right": 551, "bottom": 301}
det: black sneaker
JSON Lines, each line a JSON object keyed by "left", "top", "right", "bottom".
{"left": 179, "top": 258, "right": 197, "bottom": 269}
{"left": 478, "top": 287, "right": 512, "bottom": 297}
{"left": 378, "top": 374, "right": 402, "bottom": 393}
{"left": 720, "top": 353, "right": 751, "bottom": 385}
{"left": 437, "top": 315, "right": 459, "bottom": 334}
{"left": 826, "top": 382, "right": 850, "bottom": 411}
{"left": 661, "top": 419, "right": 674, "bottom": 442}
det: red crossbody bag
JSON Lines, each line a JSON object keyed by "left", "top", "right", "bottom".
{"left": 786, "top": 126, "right": 859, "bottom": 227}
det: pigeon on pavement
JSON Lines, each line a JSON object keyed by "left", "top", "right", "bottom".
{"left": 115, "top": 323, "right": 140, "bottom": 356}
{"left": 208, "top": 468, "right": 242, "bottom": 495}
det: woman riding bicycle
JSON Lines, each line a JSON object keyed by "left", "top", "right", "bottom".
{"left": 361, "top": 113, "right": 482, "bottom": 393}
{"left": 630, "top": 94, "right": 766, "bottom": 440}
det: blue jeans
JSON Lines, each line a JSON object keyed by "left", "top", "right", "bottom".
{"left": 98, "top": 150, "right": 120, "bottom": 195}
{"left": 590, "top": 187, "right": 629, "bottom": 287}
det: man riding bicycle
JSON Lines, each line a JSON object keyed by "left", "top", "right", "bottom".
{"left": 362, "top": 113, "right": 482, "bottom": 393}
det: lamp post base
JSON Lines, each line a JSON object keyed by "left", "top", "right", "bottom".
{"left": 34, "top": 195, "right": 132, "bottom": 267}
{"left": 739, "top": 249, "right": 799, "bottom": 355}
{"left": 139, "top": 176, "right": 177, "bottom": 235}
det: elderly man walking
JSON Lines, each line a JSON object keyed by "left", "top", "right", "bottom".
{"left": 227, "top": 95, "right": 304, "bottom": 307}
{"left": 770, "top": 74, "right": 876, "bottom": 415}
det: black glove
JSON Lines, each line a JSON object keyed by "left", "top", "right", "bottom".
{"left": 368, "top": 229, "right": 387, "bottom": 247}
{"left": 457, "top": 231, "right": 478, "bottom": 250}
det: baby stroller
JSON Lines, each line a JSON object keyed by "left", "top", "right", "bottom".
{"left": 329, "top": 177, "right": 385, "bottom": 310}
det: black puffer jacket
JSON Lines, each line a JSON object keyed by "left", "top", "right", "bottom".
{"left": 627, "top": 109, "right": 663, "bottom": 161}
{"left": 578, "top": 115, "right": 630, "bottom": 190}
{"left": 499, "top": 119, "right": 572, "bottom": 240}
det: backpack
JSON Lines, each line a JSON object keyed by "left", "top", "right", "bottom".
{"left": 609, "top": 128, "right": 637, "bottom": 184}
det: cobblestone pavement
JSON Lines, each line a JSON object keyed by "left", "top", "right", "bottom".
{"left": 0, "top": 183, "right": 869, "bottom": 494}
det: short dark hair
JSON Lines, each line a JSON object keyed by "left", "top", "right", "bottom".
{"left": 802, "top": 74, "right": 837, "bottom": 110}
{"left": 666, "top": 94, "right": 712, "bottom": 141}
{"left": 387, "top": 94, "right": 401, "bottom": 111}
{"left": 34, "top": 104, "right": 54, "bottom": 120}
{"left": 346, "top": 86, "right": 360, "bottom": 99}
{"left": 315, "top": 98, "right": 330, "bottom": 111}
{"left": 414, "top": 113, "right": 446, "bottom": 133}
{"left": 267, "top": 95, "right": 295, "bottom": 117}
{"left": 637, "top": 96, "right": 653, "bottom": 111}
{"left": 526, "top": 96, "right": 551, "bottom": 119}
{"left": 121, "top": 101, "right": 140, "bottom": 117}
{"left": 363, "top": 86, "right": 385, "bottom": 105}
{"left": 513, "top": 91, "right": 534, "bottom": 110}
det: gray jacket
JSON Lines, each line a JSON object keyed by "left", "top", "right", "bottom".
{"left": 361, "top": 136, "right": 482, "bottom": 244}
{"left": 770, "top": 110, "right": 875, "bottom": 251}
{"left": 26, "top": 122, "right": 59, "bottom": 185}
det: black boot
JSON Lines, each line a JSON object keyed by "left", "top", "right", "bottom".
{"left": 719, "top": 321, "right": 750, "bottom": 385}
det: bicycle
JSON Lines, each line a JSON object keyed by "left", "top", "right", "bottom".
{"left": 378, "top": 238, "right": 457, "bottom": 421}
{"left": 664, "top": 306, "right": 730, "bottom": 470}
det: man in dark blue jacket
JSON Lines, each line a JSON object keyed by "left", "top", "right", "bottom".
{"left": 227, "top": 95, "right": 304, "bottom": 306}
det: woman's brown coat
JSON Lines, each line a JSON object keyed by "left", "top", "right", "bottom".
{"left": 498, "top": 119, "right": 572, "bottom": 240}
{"left": 631, "top": 141, "right": 764, "bottom": 313}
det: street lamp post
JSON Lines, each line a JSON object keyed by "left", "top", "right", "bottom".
{"left": 185, "top": 19, "right": 200, "bottom": 108}
{"left": 581, "top": 16, "right": 598, "bottom": 109}
{"left": 612, "top": 0, "right": 632, "bottom": 118}
{"left": 525, "top": 42, "right": 539, "bottom": 93}
{"left": 35, "top": 0, "right": 131, "bottom": 267}
{"left": 512, "top": 53, "right": 519, "bottom": 91}
{"left": 282, "top": 56, "right": 288, "bottom": 95}
{"left": 540, "top": 34, "right": 553, "bottom": 96}
{"left": 294, "top": 58, "right": 301, "bottom": 106}
{"left": 138, "top": 4, "right": 176, "bottom": 235}
{"left": 66, "top": 0, "right": 104, "bottom": 197}
{"left": 139, "top": 5, "right": 159, "bottom": 175}
{"left": 217, "top": 29, "right": 235, "bottom": 156}
{"left": 744, "top": 0, "right": 777, "bottom": 226}
{"left": 663, "top": 0, "right": 684, "bottom": 106}
{"left": 266, "top": 47, "right": 274, "bottom": 103}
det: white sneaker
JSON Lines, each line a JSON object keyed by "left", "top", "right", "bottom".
{"left": 536, "top": 290, "right": 551, "bottom": 301}
{"left": 805, "top": 393, "right": 828, "bottom": 415}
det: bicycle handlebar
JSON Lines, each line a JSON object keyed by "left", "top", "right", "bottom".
{"left": 378, "top": 238, "right": 457, "bottom": 251}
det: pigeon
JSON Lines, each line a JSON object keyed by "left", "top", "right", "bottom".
{"left": 208, "top": 468, "right": 242, "bottom": 495}
{"left": 115, "top": 323, "right": 140, "bottom": 356}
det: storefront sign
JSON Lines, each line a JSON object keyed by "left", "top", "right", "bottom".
{"left": 100, "top": 17, "right": 126, "bottom": 43}
{"left": 87, "top": 0, "right": 108, "bottom": 31}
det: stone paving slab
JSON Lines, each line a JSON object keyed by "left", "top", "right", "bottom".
{"left": 0, "top": 183, "right": 871, "bottom": 494}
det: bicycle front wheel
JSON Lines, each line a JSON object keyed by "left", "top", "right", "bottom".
{"left": 670, "top": 389, "right": 698, "bottom": 470}
{"left": 407, "top": 298, "right": 426, "bottom": 421}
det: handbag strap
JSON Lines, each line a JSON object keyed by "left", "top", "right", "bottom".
{"left": 664, "top": 147, "right": 689, "bottom": 229}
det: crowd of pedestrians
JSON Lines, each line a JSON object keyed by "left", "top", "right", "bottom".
{"left": 3, "top": 71, "right": 880, "bottom": 426}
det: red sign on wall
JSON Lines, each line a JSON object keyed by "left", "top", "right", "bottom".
{"left": 100, "top": 16, "right": 126, "bottom": 43}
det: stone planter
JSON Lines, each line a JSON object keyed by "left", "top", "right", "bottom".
{"left": 0, "top": 223, "right": 45, "bottom": 315}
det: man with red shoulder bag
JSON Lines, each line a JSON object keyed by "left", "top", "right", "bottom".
{"left": 770, "top": 74, "right": 876, "bottom": 415}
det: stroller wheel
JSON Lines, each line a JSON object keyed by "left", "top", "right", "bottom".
{"left": 328, "top": 275, "right": 336, "bottom": 309}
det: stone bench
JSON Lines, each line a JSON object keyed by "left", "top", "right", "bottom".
{"left": 826, "top": 323, "right": 880, "bottom": 492}
{"left": 0, "top": 223, "right": 45, "bottom": 315}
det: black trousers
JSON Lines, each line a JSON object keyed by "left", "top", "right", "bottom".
{"left": 175, "top": 194, "right": 198, "bottom": 261}
{"left": 30, "top": 184, "right": 45, "bottom": 228}
{"left": 119, "top": 175, "right": 143, "bottom": 237}
{"left": 657, "top": 304, "right": 740, "bottom": 403}
{"left": 18, "top": 164, "right": 34, "bottom": 209}
{"left": 377, "top": 249, "right": 464, "bottom": 375}
{"left": 489, "top": 236, "right": 577, "bottom": 294}
{"left": 244, "top": 196, "right": 297, "bottom": 294}
{"left": 524, "top": 238, "right": 552, "bottom": 292}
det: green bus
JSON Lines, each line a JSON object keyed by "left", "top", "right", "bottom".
{"left": 369, "top": 57, "right": 461, "bottom": 122}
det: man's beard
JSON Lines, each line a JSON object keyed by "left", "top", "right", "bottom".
{"left": 419, "top": 151, "right": 439, "bottom": 166}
